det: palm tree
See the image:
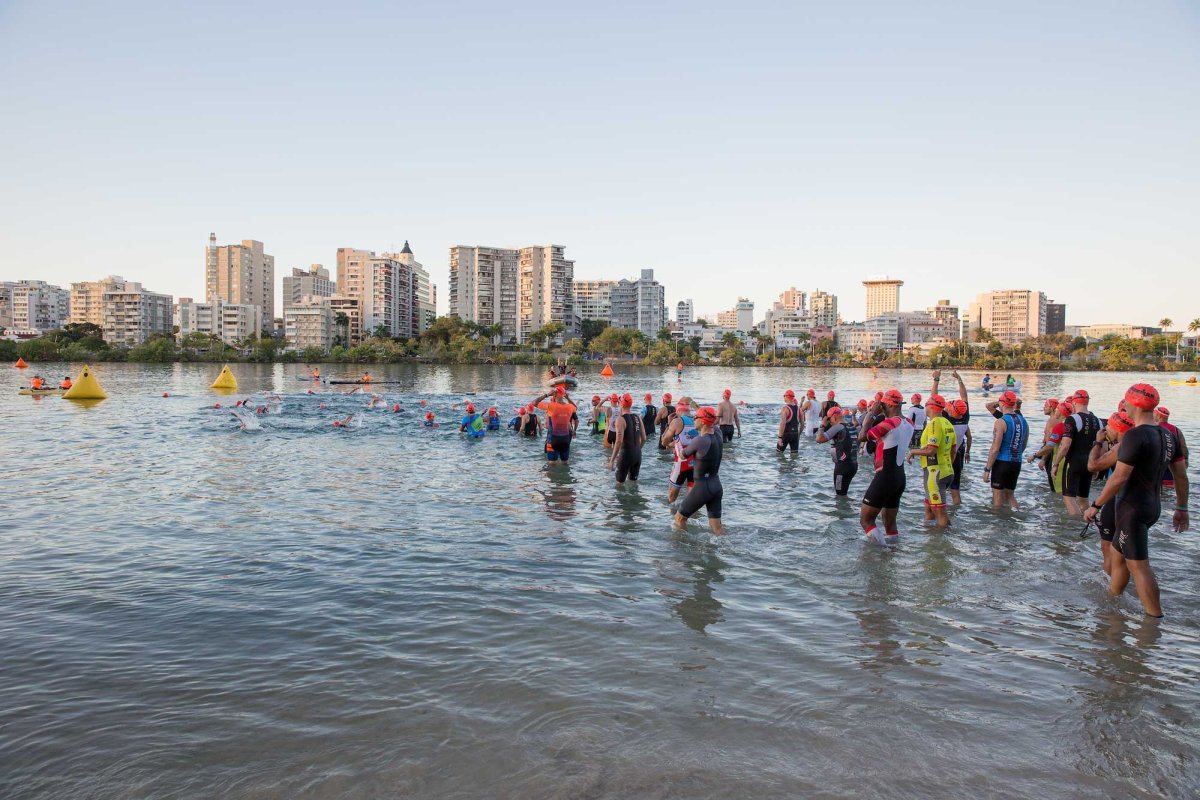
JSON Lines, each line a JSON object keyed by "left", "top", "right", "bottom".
{"left": 1189, "top": 318, "right": 1200, "bottom": 361}
{"left": 334, "top": 312, "right": 350, "bottom": 348}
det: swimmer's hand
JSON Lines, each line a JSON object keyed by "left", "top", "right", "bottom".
{"left": 1173, "top": 509, "right": 1190, "bottom": 533}
{"left": 1083, "top": 505, "right": 1099, "bottom": 524}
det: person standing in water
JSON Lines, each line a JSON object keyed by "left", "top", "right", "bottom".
{"left": 816, "top": 405, "right": 858, "bottom": 497}
{"left": 534, "top": 386, "right": 578, "bottom": 463}
{"left": 1089, "top": 410, "right": 1134, "bottom": 579}
{"left": 675, "top": 406, "right": 725, "bottom": 535}
{"left": 932, "top": 370, "right": 972, "bottom": 505}
{"left": 1084, "top": 383, "right": 1189, "bottom": 618}
{"left": 460, "top": 403, "right": 486, "bottom": 438}
{"left": 608, "top": 393, "right": 647, "bottom": 485}
{"left": 1052, "top": 389, "right": 1102, "bottom": 516}
{"left": 777, "top": 390, "right": 800, "bottom": 453}
{"left": 662, "top": 397, "right": 698, "bottom": 505}
{"left": 520, "top": 403, "right": 542, "bottom": 437}
{"left": 860, "top": 389, "right": 914, "bottom": 546}
{"left": 717, "top": 389, "right": 741, "bottom": 442}
{"left": 984, "top": 390, "right": 1029, "bottom": 511}
{"left": 655, "top": 393, "right": 675, "bottom": 449}
{"left": 907, "top": 394, "right": 956, "bottom": 528}
{"left": 802, "top": 389, "right": 821, "bottom": 438}
{"left": 1154, "top": 407, "right": 1189, "bottom": 486}
{"left": 904, "top": 394, "right": 927, "bottom": 447}
{"left": 641, "top": 393, "right": 657, "bottom": 446}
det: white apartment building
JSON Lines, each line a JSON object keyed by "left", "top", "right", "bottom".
{"left": 965, "top": 290, "right": 1047, "bottom": 346}
{"left": 327, "top": 295, "right": 362, "bottom": 346}
{"left": 776, "top": 287, "right": 807, "bottom": 315}
{"left": 206, "top": 233, "right": 275, "bottom": 325}
{"left": 176, "top": 296, "right": 263, "bottom": 345}
{"left": 284, "top": 297, "right": 337, "bottom": 354}
{"left": 393, "top": 242, "right": 436, "bottom": 334}
{"left": 519, "top": 245, "right": 575, "bottom": 344}
{"left": 337, "top": 246, "right": 418, "bottom": 339}
{"left": 449, "top": 245, "right": 521, "bottom": 341}
{"left": 676, "top": 299, "right": 694, "bottom": 325}
{"left": 810, "top": 289, "right": 839, "bottom": 327}
{"left": 927, "top": 299, "right": 960, "bottom": 340}
{"left": 70, "top": 276, "right": 127, "bottom": 327}
{"left": 0, "top": 282, "right": 12, "bottom": 328}
{"left": 573, "top": 279, "right": 615, "bottom": 322}
{"left": 8, "top": 280, "right": 69, "bottom": 332}
{"left": 863, "top": 277, "right": 903, "bottom": 319}
{"left": 864, "top": 314, "right": 901, "bottom": 351}
{"left": 103, "top": 282, "right": 173, "bottom": 346}
{"left": 835, "top": 323, "right": 882, "bottom": 355}
{"left": 281, "top": 265, "right": 333, "bottom": 306}
{"left": 609, "top": 269, "right": 665, "bottom": 337}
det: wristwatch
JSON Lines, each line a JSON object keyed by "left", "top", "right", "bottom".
{"left": 1091, "top": 502, "right": 1103, "bottom": 510}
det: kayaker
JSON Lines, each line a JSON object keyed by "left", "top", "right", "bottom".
{"left": 59, "top": 376, "right": 72, "bottom": 390}
{"left": 30, "top": 375, "right": 45, "bottom": 390}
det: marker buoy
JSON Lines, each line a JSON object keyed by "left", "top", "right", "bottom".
{"left": 600, "top": 363, "right": 614, "bottom": 377}
{"left": 62, "top": 365, "right": 107, "bottom": 400}
{"left": 14, "top": 357, "right": 28, "bottom": 369}
{"left": 209, "top": 364, "right": 237, "bottom": 390}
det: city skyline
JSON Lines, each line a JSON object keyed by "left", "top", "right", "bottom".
{"left": 2, "top": 3, "right": 1198, "bottom": 326}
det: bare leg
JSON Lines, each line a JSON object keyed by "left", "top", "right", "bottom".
{"left": 934, "top": 506, "right": 950, "bottom": 529}
{"left": 1109, "top": 550, "right": 1131, "bottom": 597}
{"left": 1126, "top": 559, "right": 1163, "bottom": 617}
{"left": 950, "top": 490, "right": 961, "bottom": 505}
{"left": 674, "top": 512, "right": 687, "bottom": 530}
{"left": 707, "top": 517, "right": 726, "bottom": 536}
{"left": 667, "top": 486, "right": 680, "bottom": 504}
{"left": 1005, "top": 490, "right": 1018, "bottom": 511}
{"left": 1063, "top": 495, "right": 1082, "bottom": 517}
{"left": 991, "top": 488, "right": 1004, "bottom": 511}
{"left": 881, "top": 507, "right": 899, "bottom": 535}
{"left": 860, "top": 503, "right": 880, "bottom": 534}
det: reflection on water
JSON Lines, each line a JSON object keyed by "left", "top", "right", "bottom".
{"left": 0, "top": 363, "right": 1197, "bottom": 799}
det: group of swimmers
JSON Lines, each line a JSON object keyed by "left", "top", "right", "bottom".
{"left": 478, "top": 370, "right": 1188, "bottom": 619}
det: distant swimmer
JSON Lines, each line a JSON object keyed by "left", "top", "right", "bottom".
{"left": 717, "top": 389, "right": 741, "bottom": 442}
{"left": 486, "top": 406, "right": 502, "bottom": 431}
{"left": 655, "top": 393, "right": 675, "bottom": 448}
{"left": 59, "top": 376, "right": 72, "bottom": 390}
{"left": 906, "top": 394, "right": 955, "bottom": 528}
{"left": 641, "top": 393, "right": 657, "bottom": 445}
{"left": 332, "top": 414, "right": 360, "bottom": 429}
{"left": 860, "top": 389, "right": 914, "bottom": 546}
{"left": 608, "top": 393, "right": 646, "bottom": 485}
{"left": 1052, "top": 389, "right": 1101, "bottom": 517}
{"left": 521, "top": 403, "right": 542, "bottom": 437}
{"left": 984, "top": 390, "right": 1029, "bottom": 511}
{"left": 1088, "top": 410, "right": 1133, "bottom": 579}
{"left": 674, "top": 406, "right": 726, "bottom": 535}
{"left": 534, "top": 385, "right": 577, "bottom": 463}
{"left": 423, "top": 411, "right": 438, "bottom": 428}
{"left": 460, "top": 403, "right": 486, "bottom": 438}
{"left": 816, "top": 405, "right": 858, "bottom": 497}
{"left": 1084, "top": 383, "right": 1190, "bottom": 618}
{"left": 776, "top": 390, "right": 800, "bottom": 453}
{"left": 367, "top": 393, "right": 384, "bottom": 409}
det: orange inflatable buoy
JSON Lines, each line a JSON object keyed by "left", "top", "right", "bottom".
{"left": 15, "top": 357, "right": 28, "bottom": 369}
{"left": 600, "top": 363, "right": 614, "bottom": 377}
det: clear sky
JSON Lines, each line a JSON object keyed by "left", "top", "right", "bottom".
{"left": 2, "top": 1, "right": 1198, "bottom": 328}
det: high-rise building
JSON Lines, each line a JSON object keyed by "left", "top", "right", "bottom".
{"left": 519, "top": 245, "right": 575, "bottom": 344}
{"left": 863, "top": 277, "right": 903, "bottom": 319}
{"left": 102, "top": 282, "right": 173, "bottom": 346}
{"left": 206, "top": 233, "right": 275, "bottom": 329}
{"left": 336, "top": 246, "right": 418, "bottom": 338}
{"left": 8, "top": 280, "right": 69, "bottom": 332}
{"left": 1046, "top": 302, "right": 1066, "bottom": 335}
{"left": 717, "top": 298, "right": 755, "bottom": 332}
{"left": 965, "top": 290, "right": 1047, "bottom": 345}
{"left": 609, "top": 269, "right": 666, "bottom": 337}
{"left": 865, "top": 314, "right": 901, "bottom": 350}
{"left": 810, "top": 289, "right": 838, "bottom": 328}
{"left": 573, "top": 280, "right": 616, "bottom": 323}
{"left": 927, "top": 299, "right": 960, "bottom": 340}
{"left": 0, "top": 282, "right": 12, "bottom": 328}
{"left": 283, "top": 297, "right": 337, "bottom": 354}
{"left": 449, "top": 245, "right": 521, "bottom": 341}
{"left": 391, "top": 243, "right": 435, "bottom": 334}
{"left": 69, "top": 276, "right": 127, "bottom": 327}
{"left": 776, "top": 287, "right": 807, "bottom": 314}
{"left": 676, "top": 299, "right": 694, "bottom": 325}
{"left": 175, "top": 297, "right": 263, "bottom": 345}
{"left": 281, "top": 265, "right": 333, "bottom": 306}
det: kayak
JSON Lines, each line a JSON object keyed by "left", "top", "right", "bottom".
{"left": 329, "top": 380, "right": 404, "bottom": 385}
{"left": 18, "top": 388, "right": 66, "bottom": 396}
{"left": 296, "top": 376, "right": 326, "bottom": 382}
{"left": 1169, "top": 380, "right": 1199, "bottom": 387}
{"left": 547, "top": 375, "right": 578, "bottom": 388}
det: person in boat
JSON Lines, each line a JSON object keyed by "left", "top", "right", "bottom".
{"left": 982, "top": 374, "right": 993, "bottom": 390}
{"left": 361, "top": 371, "right": 372, "bottom": 384}
{"left": 29, "top": 375, "right": 45, "bottom": 390}
{"left": 307, "top": 365, "right": 320, "bottom": 379}
{"left": 59, "top": 376, "right": 72, "bottom": 390}
{"left": 1005, "top": 374, "right": 1016, "bottom": 387}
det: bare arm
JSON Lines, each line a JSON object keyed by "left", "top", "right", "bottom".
{"left": 734, "top": 407, "right": 741, "bottom": 436}
{"left": 1052, "top": 434, "right": 1073, "bottom": 475}
{"left": 1087, "top": 441, "right": 1118, "bottom": 473}
{"left": 984, "top": 418, "right": 1005, "bottom": 472}
{"left": 777, "top": 407, "right": 787, "bottom": 438}
{"left": 608, "top": 416, "right": 624, "bottom": 467}
{"left": 1170, "top": 459, "right": 1190, "bottom": 531}
{"left": 951, "top": 371, "right": 968, "bottom": 404}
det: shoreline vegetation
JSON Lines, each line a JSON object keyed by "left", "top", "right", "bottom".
{"left": 4, "top": 319, "right": 1197, "bottom": 372}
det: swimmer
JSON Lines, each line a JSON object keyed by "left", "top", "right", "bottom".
{"left": 1084, "top": 383, "right": 1190, "bottom": 618}
{"left": 860, "top": 389, "right": 914, "bottom": 546}
{"left": 655, "top": 393, "right": 676, "bottom": 449}
{"left": 423, "top": 411, "right": 438, "bottom": 428}
{"left": 984, "top": 391, "right": 1029, "bottom": 511}
{"left": 906, "top": 394, "right": 955, "bottom": 528}
{"left": 332, "top": 413, "right": 359, "bottom": 429}
{"left": 1029, "top": 400, "right": 1071, "bottom": 494}
{"left": 589, "top": 395, "right": 603, "bottom": 435}
{"left": 717, "top": 389, "right": 741, "bottom": 442}
{"left": 932, "top": 370, "right": 972, "bottom": 505}
{"left": 1154, "top": 407, "right": 1189, "bottom": 486}
{"left": 904, "top": 394, "right": 927, "bottom": 448}
{"left": 674, "top": 406, "right": 725, "bottom": 535}
{"left": 1051, "top": 389, "right": 1102, "bottom": 516}
{"left": 819, "top": 390, "right": 837, "bottom": 424}
{"left": 608, "top": 393, "right": 646, "bottom": 485}
{"left": 1088, "top": 411, "right": 1133, "bottom": 578}
{"left": 520, "top": 403, "right": 542, "bottom": 437}
{"left": 776, "top": 390, "right": 800, "bottom": 453}
{"left": 367, "top": 393, "right": 384, "bottom": 409}
{"left": 662, "top": 397, "right": 698, "bottom": 504}
{"left": 801, "top": 389, "right": 821, "bottom": 438}
{"left": 641, "top": 393, "right": 657, "bottom": 445}
{"left": 486, "top": 406, "right": 502, "bottom": 431}
{"left": 816, "top": 405, "right": 858, "bottom": 497}
{"left": 460, "top": 403, "right": 486, "bottom": 438}
{"left": 533, "top": 385, "right": 577, "bottom": 463}
{"left": 603, "top": 393, "right": 620, "bottom": 448}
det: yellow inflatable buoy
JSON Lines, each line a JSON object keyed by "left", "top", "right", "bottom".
{"left": 600, "top": 363, "right": 614, "bottom": 377}
{"left": 63, "top": 365, "right": 107, "bottom": 400}
{"left": 210, "top": 364, "right": 238, "bottom": 390}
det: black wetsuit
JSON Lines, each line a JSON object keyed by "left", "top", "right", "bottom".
{"left": 615, "top": 412, "right": 644, "bottom": 483}
{"left": 521, "top": 413, "right": 540, "bottom": 437}
{"left": 659, "top": 406, "right": 676, "bottom": 449}
{"left": 778, "top": 402, "right": 800, "bottom": 452}
{"left": 679, "top": 433, "right": 723, "bottom": 519}
{"left": 1062, "top": 411, "right": 1101, "bottom": 499}
{"left": 642, "top": 403, "right": 657, "bottom": 444}
{"left": 1113, "top": 425, "right": 1178, "bottom": 561}
{"left": 862, "top": 411, "right": 885, "bottom": 456}
{"left": 824, "top": 421, "right": 859, "bottom": 496}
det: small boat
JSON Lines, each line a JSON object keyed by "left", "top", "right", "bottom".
{"left": 547, "top": 375, "right": 578, "bottom": 389}
{"left": 18, "top": 387, "right": 66, "bottom": 396}
{"left": 1168, "top": 380, "right": 1199, "bottom": 387}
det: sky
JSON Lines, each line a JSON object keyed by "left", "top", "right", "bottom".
{"left": 1, "top": 1, "right": 1198, "bottom": 328}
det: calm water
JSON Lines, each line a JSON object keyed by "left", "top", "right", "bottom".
{"left": 1, "top": 363, "right": 1198, "bottom": 799}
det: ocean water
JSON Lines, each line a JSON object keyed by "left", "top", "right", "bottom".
{"left": 1, "top": 363, "right": 1197, "bottom": 799}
